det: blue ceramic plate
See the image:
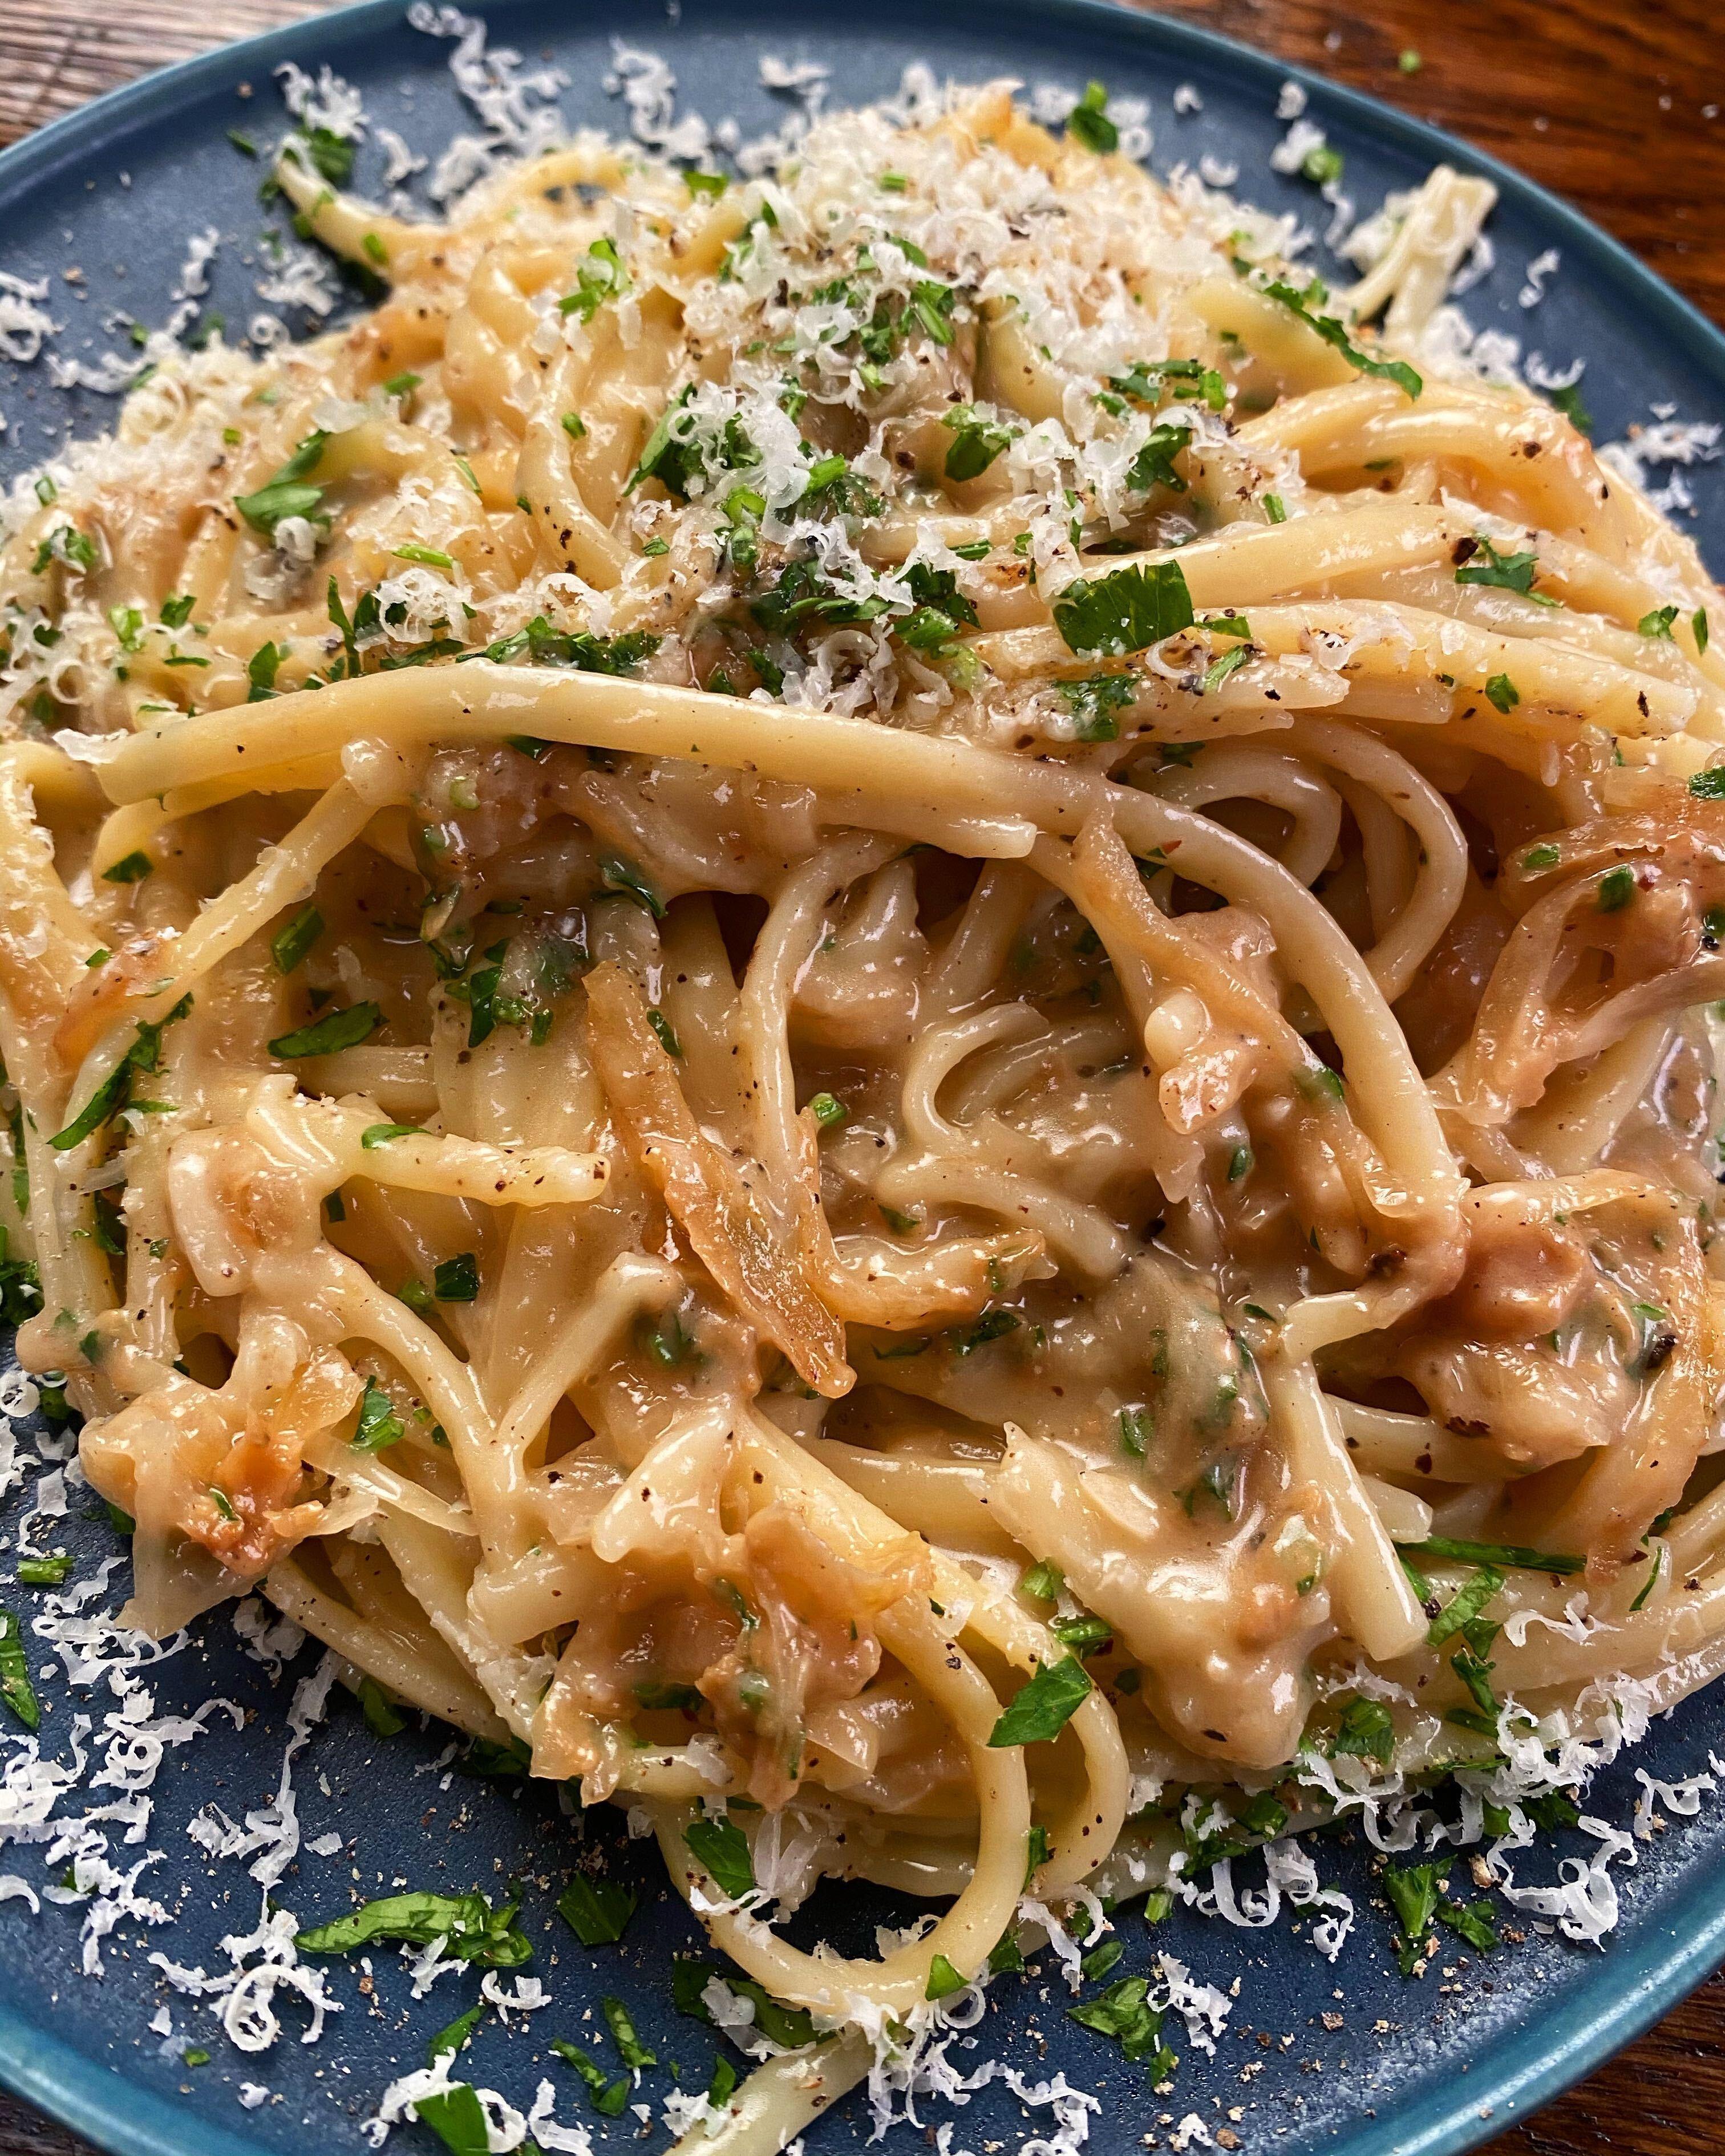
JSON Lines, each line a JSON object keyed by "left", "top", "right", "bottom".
{"left": 1, "top": 6, "right": 1723, "bottom": 2155}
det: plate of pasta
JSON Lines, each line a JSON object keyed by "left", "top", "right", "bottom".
{"left": 0, "top": 4, "right": 1723, "bottom": 2156}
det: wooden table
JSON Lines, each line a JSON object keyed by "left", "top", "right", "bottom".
{"left": 1, "top": 1, "right": 1723, "bottom": 2151}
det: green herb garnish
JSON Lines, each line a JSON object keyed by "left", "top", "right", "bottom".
{"left": 268, "top": 1002, "right": 381, "bottom": 1059}
{"left": 1408, "top": 1535, "right": 1584, "bottom": 1574}
{"left": 1068, "top": 1976, "right": 1175, "bottom": 2076}
{"left": 988, "top": 1656, "right": 1094, "bottom": 1746}
{"left": 1066, "top": 80, "right": 1119, "bottom": 154}
{"left": 685, "top": 1814, "right": 755, "bottom": 1900}
{"left": 295, "top": 1889, "right": 531, "bottom": 1965}
{"left": 0, "top": 1606, "right": 38, "bottom": 1729}
{"left": 351, "top": 1377, "right": 403, "bottom": 1453}
{"left": 271, "top": 904, "right": 323, "bottom": 974}
{"left": 1596, "top": 866, "right": 1636, "bottom": 913}
{"left": 1260, "top": 276, "right": 1422, "bottom": 399}
{"left": 1052, "top": 562, "right": 1195, "bottom": 656}
{"left": 942, "top": 404, "right": 1015, "bottom": 482}
{"left": 427, "top": 2005, "right": 488, "bottom": 2066}
{"left": 552, "top": 2039, "right": 631, "bottom": 2114}
{"left": 557, "top": 1873, "right": 637, "bottom": 1947}
{"left": 1331, "top": 1696, "right": 1394, "bottom": 1764}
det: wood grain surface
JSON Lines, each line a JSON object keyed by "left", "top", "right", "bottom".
{"left": 0, "top": 2, "right": 1723, "bottom": 2153}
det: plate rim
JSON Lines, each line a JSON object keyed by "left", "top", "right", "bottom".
{"left": 0, "top": 5, "right": 1722, "bottom": 2155}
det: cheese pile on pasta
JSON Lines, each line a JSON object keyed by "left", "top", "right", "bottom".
{"left": 2, "top": 75, "right": 1723, "bottom": 2139}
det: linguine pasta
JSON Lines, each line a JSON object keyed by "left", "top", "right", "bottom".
{"left": 2, "top": 72, "right": 1723, "bottom": 2143}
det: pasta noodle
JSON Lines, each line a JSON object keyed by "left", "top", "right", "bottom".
{"left": 2, "top": 70, "right": 1723, "bottom": 2146}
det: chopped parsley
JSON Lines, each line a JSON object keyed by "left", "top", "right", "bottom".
{"left": 427, "top": 2005, "right": 487, "bottom": 2068}
{"left": 1295, "top": 1063, "right": 1345, "bottom": 1103}
{"left": 685, "top": 1814, "right": 755, "bottom": 1900}
{"left": 1058, "top": 668, "right": 1137, "bottom": 741}
{"left": 362, "top": 1122, "right": 420, "bottom": 1150}
{"left": 295, "top": 1888, "right": 531, "bottom": 1966}
{"left": 1068, "top": 1976, "right": 1175, "bottom": 2077}
{"left": 0, "top": 1607, "right": 38, "bottom": 1730}
{"left": 268, "top": 1002, "right": 381, "bottom": 1059}
{"left": 298, "top": 125, "right": 355, "bottom": 187}
{"left": 942, "top": 404, "right": 1016, "bottom": 481}
{"left": 1106, "top": 358, "right": 1227, "bottom": 415}
{"left": 236, "top": 429, "right": 329, "bottom": 536}
{"left": 1050, "top": 1614, "right": 1113, "bottom": 1655}
{"left": 1408, "top": 1535, "right": 1584, "bottom": 1574}
{"left": 1182, "top": 1453, "right": 1241, "bottom": 1517}
{"left": 671, "top": 1961, "right": 817, "bottom": 2048}
{"left": 642, "top": 1307, "right": 699, "bottom": 1368}
{"left": 1383, "top": 1860, "right": 1498, "bottom": 1975}
{"left": 413, "top": 2086, "right": 491, "bottom": 2156}
{"left": 1052, "top": 561, "right": 1195, "bottom": 655}
{"left": 1384, "top": 1862, "right": 1445, "bottom": 1975}
{"left": 1331, "top": 1696, "right": 1394, "bottom": 1764}
{"left": 357, "top": 1677, "right": 406, "bottom": 1739}
{"left": 634, "top": 1679, "right": 703, "bottom": 1711}
{"left": 750, "top": 558, "right": 890, "bottom": 636}
{"left": 601, "top": 1996, "right": 656, "bottom": 2072}
{"left": 270, "top": 905, "right": 323, "bottom": 974}
{"left": 31, "top": 525, "right": 99, "bottom": 576}
{"left": 949, "top": 1308, "right": 1019, "bottom": 1356}
{"left": 248, "top": 641, "right": 287, "bottom": 700}
{"left": 1424, "top": 1564, "right": 1504, "bottom": 1648}
{"left": 1455, "top": 536, "right": 1540, "bottom": 594}
{"left": 1259, "top": 275, "right": 1422, "bottom": 399}
{"left": 1126, "top": 421, "right": 1192, "bottom": 496}
{"left": 483, "top": 617, "right": 661, "bottom": 678}
{"left": 16, "top": 1554, "right": 70, "bottom": 1587}
{"left": 1119, "top": 1405, "right": 1152, "bottom": 1456}
{"left": 558, "top": 237, "right": 629, "bottom": 323}
{"left": 1184, "top": 1789, "right": 1288, "bottom": 1872}
{"left": 1548, "top": 381, "right": 1593, "bottom": 434}
{"left": 552, "top": 2040, "right": 631, "bottom": 2116}
{"left": 351, "top": 1379, "right": 404, "bottom": 1454}
{"left": 434, "top": 1253, "right": 480, "bottom": 1303}
{"left": 1204, "top": 643, "right": 1253, "bottom": 694}
{"left": 558, "top": 1871, "right": 638, "bottom": 1946}
{"left": 1631, "top": 1543, "right": 1668, "bottom": 1612}
{"left": 1596, "top": 865, "right": 1637, "bottom": 913}
{"left": 598, "top": 854, "right": 665, "bottom": 918}
{"left": 50, "top": 996, "right": 191, "bottom": 1152}
{"left": 988, "top": 1655, "right": 1094, "bottom": 1746}
{"left": 1066, "top": 80, "right": 1119, "bottom": 155}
